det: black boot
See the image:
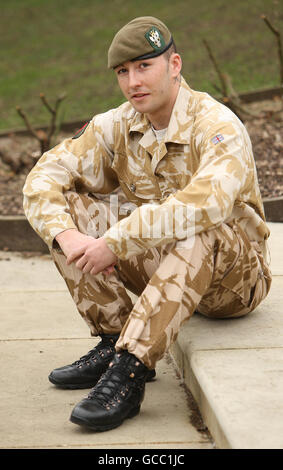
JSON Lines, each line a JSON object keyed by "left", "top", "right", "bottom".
{"left": 48, "top": 334, "right": 119, "bottom": 389}
{"left": 70, "top": 351, "right": 151, "bottom": 431}
{"left": 49, "top": 334, "right": 156, "bottom": 389}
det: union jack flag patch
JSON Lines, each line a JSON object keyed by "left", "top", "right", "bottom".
{"left": 211, "top": 134, "right": 224, "bottom": 145}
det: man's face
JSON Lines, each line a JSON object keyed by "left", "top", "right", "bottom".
{"left": 114, "top": 53, "right": 181, "bottom": 128}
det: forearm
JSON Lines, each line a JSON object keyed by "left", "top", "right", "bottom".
{"left": 54, "top": 229, "right": 92, "bottom": 259}
{"left": 55, "top": 228, "right": 79, "bottom": 249}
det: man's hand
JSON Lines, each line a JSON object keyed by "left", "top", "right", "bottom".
{"left": 55, "top": 229, "right": 118, "bottom": 275}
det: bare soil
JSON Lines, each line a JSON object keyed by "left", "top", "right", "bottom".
{"left": 0, "top": 99, "right": 282, "bottom": 217}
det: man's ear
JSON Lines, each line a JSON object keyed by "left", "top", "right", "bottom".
{"left": 170, "top": 53, "right": 182, "bottom": 79}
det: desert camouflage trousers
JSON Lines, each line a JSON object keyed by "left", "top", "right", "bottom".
{"left": 51, "top": 190, "right": 272, "bottom": 369}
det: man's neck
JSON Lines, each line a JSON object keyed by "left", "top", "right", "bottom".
{"left": 147, "top": 79, "right": 180, "bottom": 130}
{"left": 148, "top": 112, "right": 171, "bottom": 130}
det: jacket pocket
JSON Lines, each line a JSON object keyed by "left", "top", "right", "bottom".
{"left": 111, "top": 152, "right": 161, "bottom": 202}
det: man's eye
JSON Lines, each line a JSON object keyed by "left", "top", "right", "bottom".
{"left": 117, "top": 68, "right": 127, "bottom": 75}
{"left": 140, "top": 63, "right": 149, "bottom": 69}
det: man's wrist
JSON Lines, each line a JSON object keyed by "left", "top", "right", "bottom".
{"left": 54, "top": 229, "right": 79, "bottom": 249}
{"left": 55, "top": 228, "right": 78, "bottom": 242}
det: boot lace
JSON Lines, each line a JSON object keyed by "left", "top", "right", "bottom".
{"left": 88, "top": 368, "right": 129, "bottom": 409}
{"left": 87, "top": 359, "right": 144, "bottom": 409}
{"left": 72, "top": 335, "right": 117, "bottom": 368}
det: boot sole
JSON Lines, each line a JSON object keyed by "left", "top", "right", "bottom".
{"left": 48, "top": 375, "right": 99, "bottom": 389}
{"left": 70, "top": 405, "right": 141, "bottom": 432}
{"left": 146, "top": 369, "right": 156, "bottom": 382}
{"left": 49, "top": 369, "right": 156, "bottom": 389}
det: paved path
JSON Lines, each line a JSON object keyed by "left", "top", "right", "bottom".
{"left": 1, "top": 222, "right": 282, "bottom": 449}
{"left": 0, "top": 250, "right": 213, "bottom": 449}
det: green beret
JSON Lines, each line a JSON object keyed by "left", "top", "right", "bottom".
{"left": 108, "top": 16, "right": 173, "bottom": 69}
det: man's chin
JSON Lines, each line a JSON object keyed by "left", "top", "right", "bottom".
{"left": 129, "top": 100, "right": 150, "bottom": 114}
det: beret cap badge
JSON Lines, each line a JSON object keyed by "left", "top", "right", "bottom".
{"left": 145, "top": 27, "right": 165, "bottom": 51}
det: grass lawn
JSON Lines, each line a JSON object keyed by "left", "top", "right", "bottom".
{"left": 0, "top": 0, "right": 282, "bottom": 131}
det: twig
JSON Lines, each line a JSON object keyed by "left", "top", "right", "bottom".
{"left": 39, "top": 92, "right": 54, "bottom": 115}
{"left": 261, "top": 14, "right": 283, "bottom": 90}
{"left": 15, "top": 106, "right": 38, "bottom": 140}
{"left": 211, "top": 83, "right": 223, "bottom": 94}
{"left": 16, "top": 105, "right": 49, "bottom": 153}
{"left": 203, "top": 39, "right": 228, "bottom": 97}
{"left": 16, "top": 92, "right": 67, "bottom": 158}
{"left": 40, "top": 92, "right": 66, "bottom": 141}
{"left": 202, "top": 39, "right": 244, "bottom": 119}
{"left": 203, "top": 38, "right": 265, "bottom": 121}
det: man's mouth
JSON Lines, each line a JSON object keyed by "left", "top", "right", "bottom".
{"left": 131, "top": 92, "right": 150, "bottom": 100}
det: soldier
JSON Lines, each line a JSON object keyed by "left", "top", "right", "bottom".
{"left": 23, "top": 16, "right": 272, "bottom": 432}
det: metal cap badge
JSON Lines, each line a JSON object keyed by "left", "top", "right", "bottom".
{"left": 107, "top": 16, "right": 173, "bottom": 69}
{"left": 145, "top": 27, "right": 166, "bottom": 51}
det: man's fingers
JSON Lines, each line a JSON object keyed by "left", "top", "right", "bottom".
{"left": 66, "top": 238, "right": 117, "bottom": 276}
{"left": 75, "top": 255, "right": 88, "bottom": 270}
{"left": 82, "top": 261, "right": 94, "bottom": 274}
{"left": 66, "top": 247, "right": 86, "bottom": 265}
{"left": 102, "top": 264, "right": 116, "bottom": 275}
{"left": 107, "top": 264, "right": 116, "bottom": 273}
{"left": 90, "top": 266, "right": 99, "bottom": 276}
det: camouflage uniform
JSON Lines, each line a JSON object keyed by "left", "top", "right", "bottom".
{"left": 23, "top": 77, "right": 272, "bottom": 370}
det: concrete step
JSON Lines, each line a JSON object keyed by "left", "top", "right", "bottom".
{"left": 171, "top": 222, "right": 283, "bottom": 448}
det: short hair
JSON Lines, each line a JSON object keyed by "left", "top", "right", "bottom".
{"left": 163, "top": 39, "right": 177, "bottom": 61}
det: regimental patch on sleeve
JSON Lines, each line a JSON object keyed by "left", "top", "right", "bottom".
{"left": 211, "top": 134, "right": 224, "bottom": 145}
{"left": 72, "top": 121, "right": 89, "bottom": 139}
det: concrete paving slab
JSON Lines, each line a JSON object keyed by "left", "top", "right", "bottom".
{"left": 0, "top": 339, "right": 212, "bottom": 449}
{"left": 190, "top": 348, "right": 283, "bottom": 449}
{"left": 0, "top": 290, "right": 88, "bottom": 340}
{"left": 0, "top": 252, "right": 65, "bottom": 292}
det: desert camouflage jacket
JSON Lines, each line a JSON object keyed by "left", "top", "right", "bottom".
{"left": 23, "top": 77, "right": 270, "bottom": 260}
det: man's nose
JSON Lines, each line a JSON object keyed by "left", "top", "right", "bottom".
{"left": 128, "top": 69, "right": 141, "bottom": 89}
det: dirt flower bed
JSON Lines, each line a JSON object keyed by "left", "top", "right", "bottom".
{"left": 0, "top": 102, "right": 282, "bottom": 217}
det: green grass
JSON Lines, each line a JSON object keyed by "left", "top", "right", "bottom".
{"left": 0, "top": 0, "right": 282, "bottom": 130}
